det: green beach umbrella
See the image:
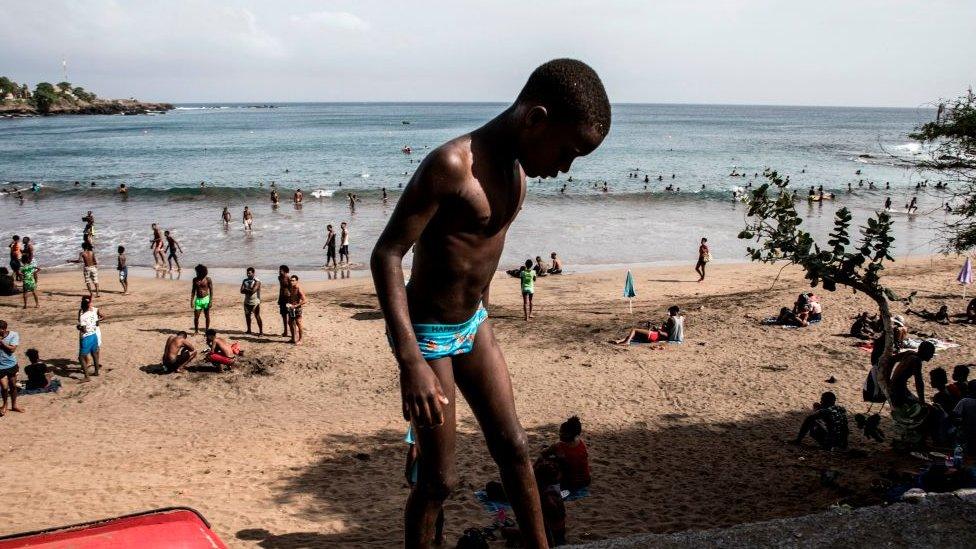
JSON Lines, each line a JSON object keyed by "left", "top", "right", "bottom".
{"left": 623, "top": 270, "right": 637, "bottom": 313}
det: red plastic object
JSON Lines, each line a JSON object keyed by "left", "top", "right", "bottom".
{"left": 0, "top": 507, "right": 227, "bottom": 548}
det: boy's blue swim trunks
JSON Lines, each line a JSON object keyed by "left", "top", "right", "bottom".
{"left": 409, "top": 304, "right": 488, "bottom": 360}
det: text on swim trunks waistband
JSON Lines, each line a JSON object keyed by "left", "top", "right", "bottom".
{"left": 411, "top": 304, "right": 487, "bottom": 333}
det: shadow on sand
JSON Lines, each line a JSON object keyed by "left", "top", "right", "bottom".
{"left": 236, "top": 411, "right": 911, "bottom": 547}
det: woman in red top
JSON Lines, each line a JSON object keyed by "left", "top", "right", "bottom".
{"left": 546, "top": 416, "right": 591, "bottom": 491}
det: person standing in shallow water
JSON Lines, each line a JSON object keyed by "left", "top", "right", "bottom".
{"left": 371, "top": 58, "right": 610, "bottom": 548}
{"left": 695, "top": 237, "right": 710, "bottom": 282}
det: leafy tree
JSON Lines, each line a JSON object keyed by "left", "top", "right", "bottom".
{"left": 909, "top": 89, "right": 976, "bottom": 252}
{"left": 0, "top": 76, "right": 17, "bottom": 98}
{"left": 32, "top": 82, "right": 59, "bottom": 113}
{"left": 739, "top": 169, "right": 900, "bottom": 397}
{"left": 73, "top": 86, "right": 94, "bottom": 102}
{"left": 57, "top": 81, "right": 72, "bottom": 93}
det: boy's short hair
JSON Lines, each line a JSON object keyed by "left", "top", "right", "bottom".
{"left": 25, "top": 348, "right": 40, "bottom": 361}
{"left": 820, "top": 391, "right": 837, "bottom": 406}
{"left": 195, "top": 264, "right": 208, "bottom": 277}
{"left": 247, "top": 267, "right": 255, "bottom": 273}
{"left": 118, "top": 246, "right": 125, "bottom": 253}
{"left": 205, "top": 328, "right": 217, "bottom": 338}
{"left": 668, "top": 305, "right": 680, "bottom": 315}
{"left": 953, "top": 364, "right": 970, "bottom": 381}
{"left": 525, "top": 259, "right": 533, "bottom": 268}
{"left": 516, "top": 58, "right": 611, "bottom": 135}
{"left": 177, "top": 330, "right": 188, "bottom": 337}
{"left": 290, "top": 275, "right": 299, "bottom": 281}
{"left": 280, "top": 265, "right": 290, "bottom": 273}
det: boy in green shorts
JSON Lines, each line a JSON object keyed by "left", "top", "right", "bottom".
{"left": 520, "top": 259, "right": 536, "bottom": 321}
{"left": 371, "top": 59, "right": 610, "bottom": 547}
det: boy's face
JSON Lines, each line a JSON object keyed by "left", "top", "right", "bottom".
{"left": 518, "top": 111, "right": 604, "bottom": 178}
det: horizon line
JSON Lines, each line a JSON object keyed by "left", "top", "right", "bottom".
{"left": 165, "top": 100, "right": 937, "bottom": 111}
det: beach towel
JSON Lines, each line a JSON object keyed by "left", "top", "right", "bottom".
{"left": 902, "top": 338, "right": 960, "bottom": 352}
{"left": 474, "top": 490, "right": 512, "bottom": 514}
{"left": 16, "top": 378, "right": 62, "bottom": 395}
{"left": 761, "top": 316, "right": 820, "bottom": 328}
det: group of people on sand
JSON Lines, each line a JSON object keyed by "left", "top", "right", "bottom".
{"left": 773, "top": 292, "right": 824, "bottom": 327}
{"left": 161, "top": 264, "right": 308, "bottom": 373}
{"left": 0, "top": 294, "right": 105, "bottom": 418}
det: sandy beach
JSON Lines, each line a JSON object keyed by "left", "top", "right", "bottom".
{"left": 1, "top": 256, "right": 973, "bottom": 546}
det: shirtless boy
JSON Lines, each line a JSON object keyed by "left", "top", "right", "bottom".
{"left": 78, "top": 242, "right": 99, "bottom": 298}
{"left": 371, "top": 59, "right": 610, "bottom": 548}
{"left": 286, "top": 274, "right": 307, "bottom": 345}
{"left": 243, "top": 206, "right": 254, "bottom": 232}
{"left": 165, "top": 231, "right": 183, "bottom": 272}
{"left": 222, "top": 207, "right": 232, "bottom": 227}
{"left": 323, "top": 225, "right": 338, "bottom": 269}
{"left": 162, "top": 331, "right": 197, "bottom": 373}
{"left": 191, "top": 264, "right": 214, "bottom": 334}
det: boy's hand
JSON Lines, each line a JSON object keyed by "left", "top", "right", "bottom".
{"left": 400, "top": 363, "right": 449, "bottom": 426}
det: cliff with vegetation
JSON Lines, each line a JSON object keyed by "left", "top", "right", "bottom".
{"left": 0, "top": 77, "right": 172, "bottom": 117}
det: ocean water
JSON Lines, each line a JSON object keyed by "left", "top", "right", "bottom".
{"left": 0, "top": 103, "right": 949, "bottom": 274}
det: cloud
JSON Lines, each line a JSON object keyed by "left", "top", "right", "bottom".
{"left": 292, "top": 11, "right": 370, "bottom": 32}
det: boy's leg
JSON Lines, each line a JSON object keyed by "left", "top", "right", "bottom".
{"left": 255, "top": 306, "right": 263, "bottom": 334}
{"left": 92, "top": 349, "right": 100, "bottom": 375}
{"left": 529, "top": 294, "right": 534, "bottom": 318}
{"left": 523, "top": 294, "right": 529, "bottom": 321}
{"left": 453, "top": 322, "right": 547, "bottom": 548}
{"left": 194, "top": 309, "right": 200, "bottom": 333}
{"left": 406, "top": 357, "right": 457, "bottom": 548}
{"left": 204, "top": 308, "right": 211, "bottom": 330}
{"left": 245, "top": 309, "right": 252, "bottom": 333}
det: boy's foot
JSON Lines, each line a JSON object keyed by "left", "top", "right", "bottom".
{"left": 10, "top": 406, "right": 24, "bottom": 413}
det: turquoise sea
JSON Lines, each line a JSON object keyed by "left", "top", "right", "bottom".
{"left": 0, "top": 103, "right": 948, "bottom": 273}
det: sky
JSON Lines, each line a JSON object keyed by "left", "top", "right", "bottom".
{"left": 1, "top": 0, "right": 974, "bottom": 107}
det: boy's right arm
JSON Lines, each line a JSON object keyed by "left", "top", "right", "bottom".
{"left": 371, "top": 149, "right": 459, "bottom": 426}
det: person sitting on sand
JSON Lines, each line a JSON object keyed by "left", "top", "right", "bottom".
{"left": 548, "top": 252, "right": 563, "bottom": 275}
{"left": 501, "top": 459, "right": 568, "bottom": 548}
{"left": 541, "top": 416, "right": 591, "bottom": 491}
{"left": 966, "top": 298, "right": 976, "bottom": 324}
{"left": 775, "top": 306, "right": 808, "bottom": 328}
{"left": 849, "top": 312, "right": 876, "bottom": 340}
{"left": 0, "top": 267, "right": 15, "bottom": 296}
{"left": 533, "top": 256, "right": 549, "bottom": 277}
{"left": 806, "top": 295, "right": 823, "bottom": 323}
{"left": 953, "top": 380, "right": 976, "bottom": 456}
{"left": 929, "top": 367, "right": 958, "bottom": 413}
{"left": 791, "top": 391, "right": 849, "bottom": 450}
{"left": 162, "top": 331, "right": 197, "bottom": 373}
{"left": 948, "top": 365, "right": 970, "bottom": 401}
{"left": 614, "top": 305, "right": 684, "bottom": 344}
{"left": 23, "top": 348, "right": 53, "bottom": 391}
{"left": 204, "top": 329, "right": 243, "bottom": 370}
